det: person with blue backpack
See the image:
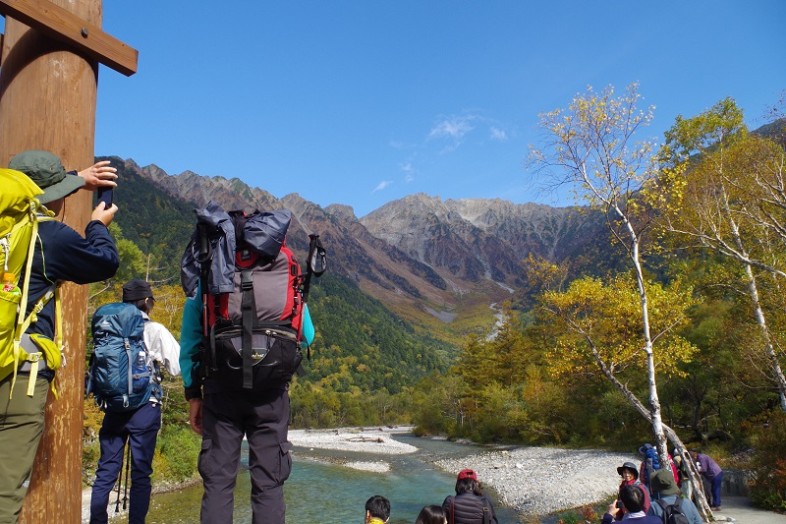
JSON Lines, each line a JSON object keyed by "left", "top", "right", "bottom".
{"left": 638, "top": 443, "right": 679, "bottom": 497}
{"left": 88, "top": 279, "right": 180, "bottom": 524}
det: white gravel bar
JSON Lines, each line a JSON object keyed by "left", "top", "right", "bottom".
{"left": 288, "top": 426, "right": 418, "bottom": 455}
{"left": 434, "top": 447, "right": 638, "bottom": 516}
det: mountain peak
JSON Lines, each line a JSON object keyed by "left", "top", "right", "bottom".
{"left": 325, "top": 203, "right": 357, "bottom": 221}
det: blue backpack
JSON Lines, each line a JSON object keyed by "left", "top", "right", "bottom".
{"left": 87, "top": 302, "right": 159, "bottom": 412}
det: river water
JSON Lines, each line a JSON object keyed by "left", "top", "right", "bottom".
{"left": 134, "top": 433, "right": 523, "bottom": 523}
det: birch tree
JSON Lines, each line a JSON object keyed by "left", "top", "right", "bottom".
{"left": 531, "top": 84, "right": 717, "bottom": 518}
{"left": 531, "top": 82, "right": 676, "bottom": 451}
{"left": 659, "top": 99, "right": 786, "bottom": 411}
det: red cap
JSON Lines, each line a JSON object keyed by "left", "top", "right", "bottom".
{"left": 457, "top": 469, "right": 477, "bottom": 481}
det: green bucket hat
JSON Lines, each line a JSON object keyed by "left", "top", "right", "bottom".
{"left": 650, "top": 468, "right": 680, "bottom": 496}
{"left": 9, "top": 150, "right": 84, "bottom": 204}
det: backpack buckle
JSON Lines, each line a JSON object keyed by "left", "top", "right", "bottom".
{"left": 240, "top": 270, "right": 254, "bottom": 291}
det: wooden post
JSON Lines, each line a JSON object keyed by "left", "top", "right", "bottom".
{"left": 0, "top": 1, "right": 136, "bottom": 522}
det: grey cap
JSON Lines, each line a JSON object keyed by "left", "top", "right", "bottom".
{"left": 617, "top": 461, "right": 638, "bottom": 478}
{"left": 9, "top": 150, "right": 84, "bottom": 204}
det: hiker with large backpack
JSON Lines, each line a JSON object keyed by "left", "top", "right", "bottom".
{"left": 442, "top": 469, "right": 499, "bottom": 524}
{"left": 0, "top": 150, "right": 119, "bottom": 522}
{"left": 88, "top": 279, "right": 181, "bottom": 524}
{"left": 178, "top": 201, "right": 325, "bottom": 524}
{"left": 647, "top": 469, "right": 702, "bottom": 524}
{"left": 638, "top": 442, "right": 680, "bottom": 495}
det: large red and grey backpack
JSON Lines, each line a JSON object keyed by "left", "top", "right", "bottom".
{"left": 181, "top": 202, "right": 325, "bottom": 391}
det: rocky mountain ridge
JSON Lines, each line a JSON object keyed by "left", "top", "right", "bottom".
{"left": 118, "top": 158, "right": 614, "bottom": 340}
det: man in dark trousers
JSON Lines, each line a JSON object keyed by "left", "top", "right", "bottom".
{"left": 180, "top": 288, "right": 313, "bottom": 523}
{"left": 691, "top": 449, "right": 723, "bottom": 510}
{"left": 0, "top": 150, "right": 119, "bottom": 522}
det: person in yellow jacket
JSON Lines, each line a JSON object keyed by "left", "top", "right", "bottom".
{"left": 365, "top": 495, "right": 391, "bottom": 524}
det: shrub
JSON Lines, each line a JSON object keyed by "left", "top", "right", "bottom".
{"left": 82, "top": 401, "right": 105, "bottom": 486}
{"left": 152, "top": 425, "right": 200, "bottom": 484}
{"left": 747, "top": 410, "right": 786, "bottom": 513}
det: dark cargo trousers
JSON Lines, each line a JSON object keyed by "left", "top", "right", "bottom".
{"left": 199, "top": 381, "right": 292, "bottom": 524}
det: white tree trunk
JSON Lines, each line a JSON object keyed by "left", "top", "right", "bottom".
{"left": 743, "top": 264, "right": 786, "bottom": 411}
{"left": 589, "top": 343, "right": 714, "bottom": 521}
{"left": 723, "top": 186, "right": 786, "bottom": 411}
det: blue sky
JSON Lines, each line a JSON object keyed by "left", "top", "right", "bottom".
{"left": 95, "top": 1, "right": 785, "bottom": 218}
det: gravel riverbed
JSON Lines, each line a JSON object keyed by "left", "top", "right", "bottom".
{"left": 433, "top": 446, "right": 637, "bottom": 517}
{"left": 289, "top": 427, "right": 637, "bottom": 517}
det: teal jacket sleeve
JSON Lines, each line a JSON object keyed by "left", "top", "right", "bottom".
{"left": 179, "top": 284, "right": 203, "bottom": 399}
{"left": 301, "top": 303, "right": 315, "bottom": 347}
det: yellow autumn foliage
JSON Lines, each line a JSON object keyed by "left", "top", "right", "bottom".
{"left": 540, "top": 274, "right": 698, "bottom": 379}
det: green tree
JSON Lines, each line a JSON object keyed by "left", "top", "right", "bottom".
{"left": 110, "top": 222, "right": 147, "bottom": 285}
{"left": 659, "top": 98, "right": 786, "bottom": 410}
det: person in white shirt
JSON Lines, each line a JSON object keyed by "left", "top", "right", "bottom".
{"left": 89, "top": 279, "right": 180, "bottom": 524}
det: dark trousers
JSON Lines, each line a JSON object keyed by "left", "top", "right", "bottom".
{"left": 705, "top": 472, "right": 723, "bottom": 507}
{"left": 199, "top": 383, "right": 292, "bottom": 524}
{"left": 89, "top": 402, "right": 162, "bottom": 524}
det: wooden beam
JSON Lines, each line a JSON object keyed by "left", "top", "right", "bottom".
{"left": 0, "top": 0, "right": 137, "bottom": 75}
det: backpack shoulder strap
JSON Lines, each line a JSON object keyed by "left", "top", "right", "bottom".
{"left": 481, "top": 496, "right": 492, "bottom": 524}
{"left": 11, "top": 209, "right": 58, "bottom": 398}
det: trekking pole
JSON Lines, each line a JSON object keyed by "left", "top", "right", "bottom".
{"left": 196, "top": 223, "right": 217, "bottom": 372}
{"left": 122, "top": 441, "right": 131, "bottom": 510}
{"left": 301, "top": 234, "right": 326, "bottom": 303}
{"left": 114, "top": 436, "right": 127, "bottom": 513}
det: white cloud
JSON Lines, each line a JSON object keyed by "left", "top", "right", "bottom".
{"left": 399, "top": 161, "right": 415, "bottom": 183}
{"left": 428, "top": 115, "right": 475, "bottom": 140}
{"left": 373, "top": 180, "right": 393, "bottom": 192}
{"left": 489, "top": 127, "right": 508, "bottom": 141}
